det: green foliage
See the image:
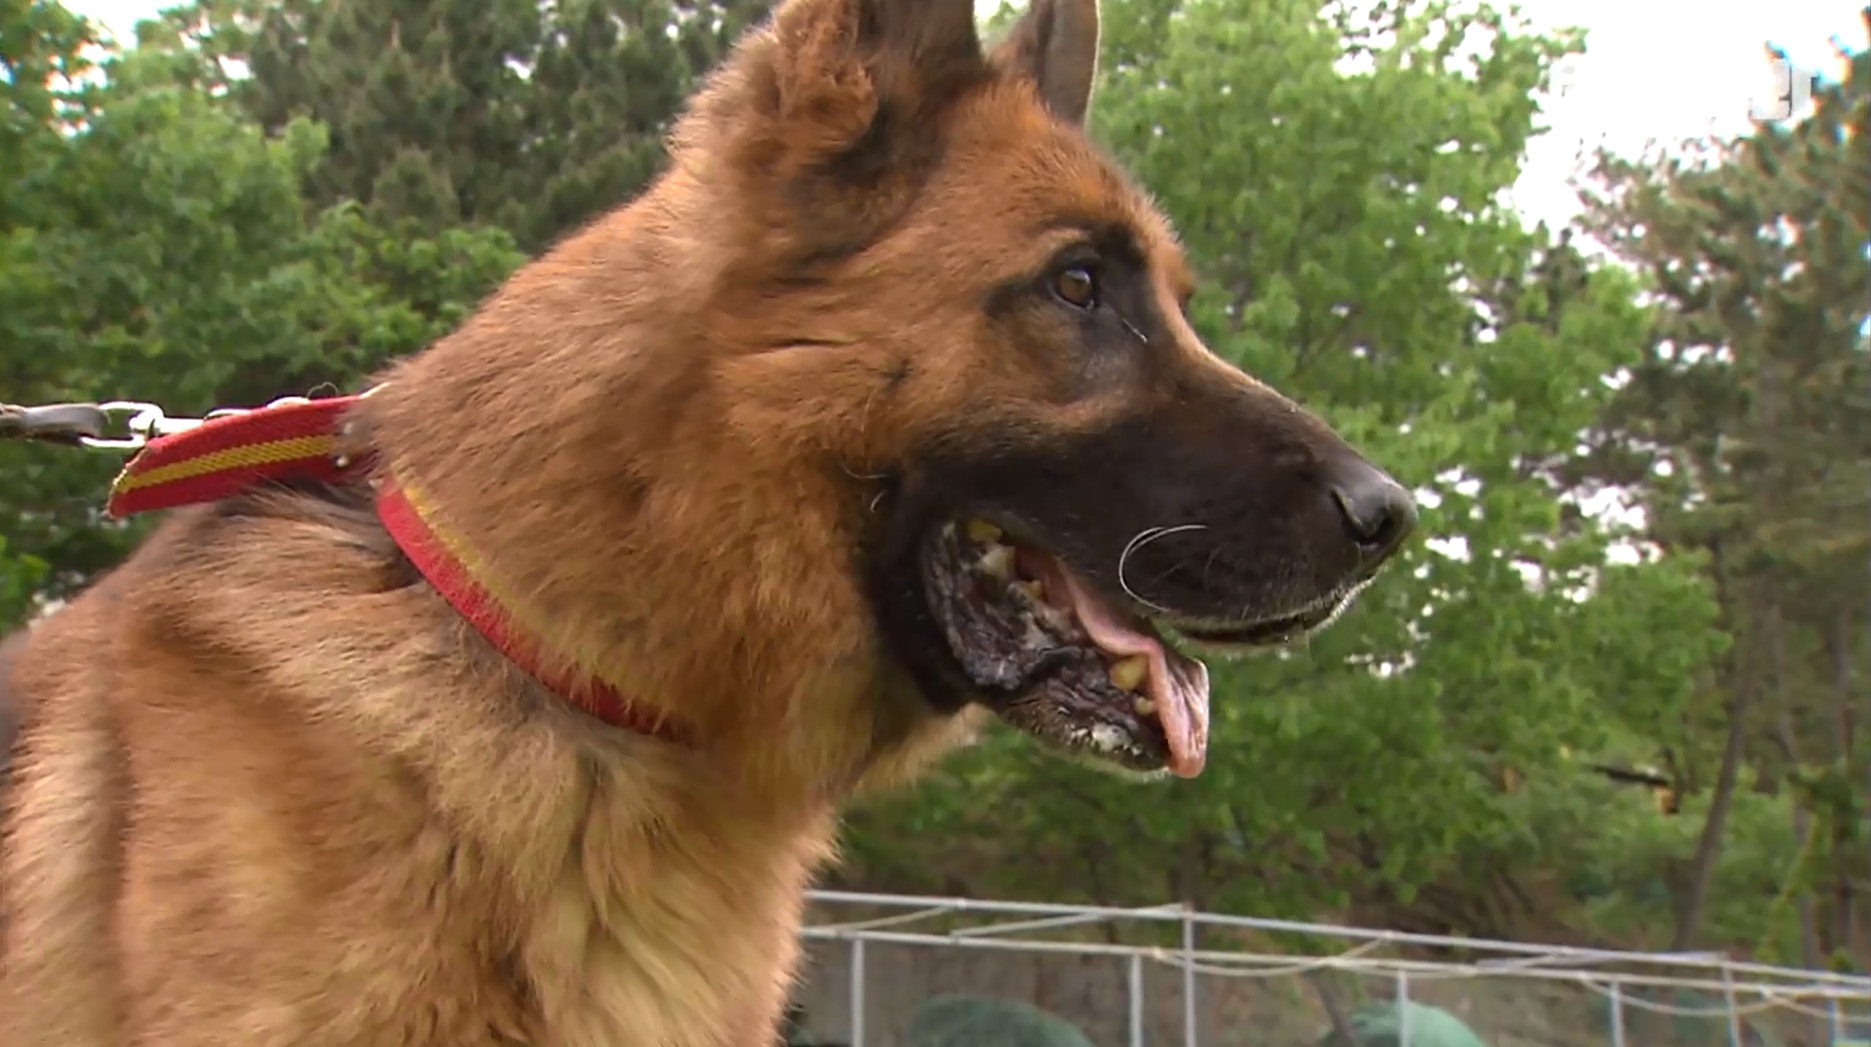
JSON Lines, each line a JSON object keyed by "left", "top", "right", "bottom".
{"left": 0, "top": 535, "right": 47, "bottom": 629}
{"left": 0, "top": 3, "right": 523, "bottom": 624}
{"left": 0, "top": 0, "right": 94, "bottom": 195}
{"left": 1568, "top": 11, "right": 1871, "bottom": 954}
{"left": 136, "top": 0, "right": 766, "bottom": 252}
{"left": 905, "top": 996, "right": 1095, "bottom": 1047}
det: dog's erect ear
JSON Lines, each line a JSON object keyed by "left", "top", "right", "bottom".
{"left": 704, "top": 0, "right": 989, "bottom": 256}
{"left": 990, "top": 0, "right": 1100, "bottom": 126}
{"left": 760, "top": 0, "right": 987, "bottom": 163}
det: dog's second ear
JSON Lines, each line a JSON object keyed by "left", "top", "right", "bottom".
{"left": 991, "top": 0, "right": 1100, "bottom": 126}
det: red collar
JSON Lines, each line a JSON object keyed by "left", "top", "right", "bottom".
{"left": 105, "top": 393, "right": 683, "bottom": 743}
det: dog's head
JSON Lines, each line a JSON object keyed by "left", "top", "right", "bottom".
{"left": 693, "top": 0, "right": 1416, "bottom": 779}
{"left": 369, "top": 0, "right": 1415, "bottom": 787}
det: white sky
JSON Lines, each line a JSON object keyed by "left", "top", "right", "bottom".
{"left": 66, "top": 0, "right": 1865, "bottom": 231}
{"left": 1509, "top": 0, "right": 1861, "bottom": 228}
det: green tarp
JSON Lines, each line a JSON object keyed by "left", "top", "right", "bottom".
{"left": 905, "top": 996, "right": 1096, "bottom": 1047}
{"left": 1321, "top": 1001, "right": 1490, "bottom": 1047}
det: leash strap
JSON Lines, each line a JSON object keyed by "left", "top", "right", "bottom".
{"left": 106, "top": 395, "right": 364, "bottom": 518}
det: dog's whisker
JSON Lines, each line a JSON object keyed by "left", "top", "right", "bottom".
{"left": 1117, "top": 313, "right": 1149, "bottom": 345}
{"left": 838, "top": 457, "right": 889, "bottom": 483}
{"left": 1116, "top": 523, "right": 1208, "bottom": 615}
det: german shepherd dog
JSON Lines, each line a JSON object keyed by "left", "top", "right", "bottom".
{"left": 0, "top": 0, "right": 1415, "bottom": 1041}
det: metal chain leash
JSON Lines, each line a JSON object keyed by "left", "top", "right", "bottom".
{"left": 0, "top": 397, "right": 319, "bottom": 451}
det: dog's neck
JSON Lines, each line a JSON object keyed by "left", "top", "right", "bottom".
{"left": 371, "top": 470, "right": 690, "bottom": 744}
{"left": 345, "top": 211, "right": 967, "bottom": 801}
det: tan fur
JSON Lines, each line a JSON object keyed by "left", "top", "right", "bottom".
{"left": 0, "top": 0, "right": 1284, "bottom": 1042}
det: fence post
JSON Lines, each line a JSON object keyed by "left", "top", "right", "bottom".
{"left": 1719, "top": 964, "right": 1743, "bottom": 1047}
{"left": 1397, "top": 971, "right": 1412, "bottom": 1047}
{"left": 1130, "top": 952, "right": 1146, "bottom": 1047}
{"left": 1608, "top": 978, "right": 1627, "bottom": 1047}
{"left": 850, "top": 937, "right": 866, "bottom": 1047}
{"left": 1182, "top": 905, "right": 1199, "bottom": 1047}
{"left": 1832, "top": 996, "right": 1846, "bottom": 1045}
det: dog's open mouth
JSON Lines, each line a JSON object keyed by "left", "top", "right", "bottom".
{"left": 912, "top": 519, "right": 1241, "bottom": 780}
{"left": 918, "top": 519, "right": 1356, "bottom": 778}
{"left": 917, "top": 518, "right": 1358, "bottom": 779}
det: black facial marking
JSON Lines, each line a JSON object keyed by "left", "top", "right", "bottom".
{"left": 858, "top": 200, "right": 1414, "bottom": 773}
{"left": 864, "top": 331, "right": 1412, "bottom": 718}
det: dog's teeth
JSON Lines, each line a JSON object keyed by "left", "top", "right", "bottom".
{"left": 1109, "top": 655, "right": 1147, "bottom": 692}
{"left": 979, "top": 544, "right": 1015, "bottom": 579}
{"left": 965, "top": 519, "right": 1003, "bottom": 544}
{"left": 1134, "top": 697, "right": 1156, "bottom": 717}
{"left": 1089, "top": 723, "right": 1128, "bottom": 754}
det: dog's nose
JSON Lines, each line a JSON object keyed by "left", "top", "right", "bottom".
{"left": 1327, "top": 459, "right": 1417, "bottom": 562}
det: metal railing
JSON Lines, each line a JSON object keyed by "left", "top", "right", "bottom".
{"left": 785, "top": 890, "right": 1871, "bottom": 1047}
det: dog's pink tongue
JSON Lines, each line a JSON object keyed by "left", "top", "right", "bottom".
{"left": 1052, "top": 569, "right": 1210, "bottom": 778}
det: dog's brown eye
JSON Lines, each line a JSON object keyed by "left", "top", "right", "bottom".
{"left": 1052, "top": 265, "right": 1100, "bottom": 310}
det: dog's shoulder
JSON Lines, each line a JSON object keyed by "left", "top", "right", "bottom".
{"left": 0, "top": 489, "right": 547, "bottom": 1043}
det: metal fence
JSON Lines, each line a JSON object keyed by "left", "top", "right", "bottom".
{"left": 785, "top": 890, "right": 1871, "bottom": 1047}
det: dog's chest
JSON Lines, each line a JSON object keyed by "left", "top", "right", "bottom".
{"left": 513, "top": 795, "right": 832, "bottom": 1047}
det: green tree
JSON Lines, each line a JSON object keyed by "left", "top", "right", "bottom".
{"left": 1571, "top": 14, "right": 1871, "bottom": 958}
{"left": 0, "top": 3, "right": 523, "bottom": 627}
{"left": 138, "top": 0, "right": 767, "bottom": 252}
{"left": 842, "top": 0, "right": 1725, "bottom": 936}
{"left": 0, "top": 0, "right": 96, "bottom": 624}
